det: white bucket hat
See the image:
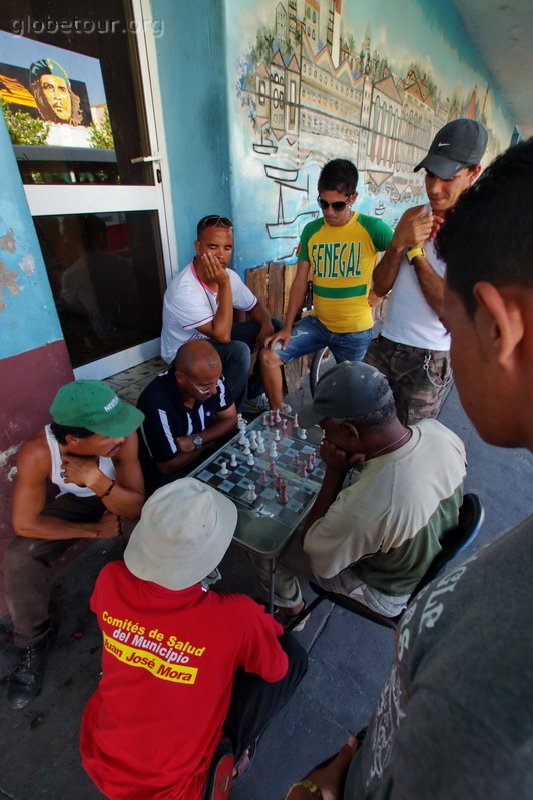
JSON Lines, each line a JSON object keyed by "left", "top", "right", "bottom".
{"left": 124, "top": 478, "right": 238, "bottom": 590}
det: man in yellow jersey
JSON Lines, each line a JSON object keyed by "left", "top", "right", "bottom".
{"left": 260, "top": 159, "right": 422, "bottom": 411}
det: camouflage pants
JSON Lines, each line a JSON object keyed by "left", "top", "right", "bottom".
{"left": 364, "top": 334, "right": 452, "bottom": 425}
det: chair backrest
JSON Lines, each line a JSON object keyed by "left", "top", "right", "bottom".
{"left": 410, "top": 492, "right": 485, "bottom": 600}
{"left": 304, "top": 493, "right": 485, "bottom": 632}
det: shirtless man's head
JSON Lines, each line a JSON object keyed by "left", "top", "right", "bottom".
{"left": 49, "top": 380, "right": 144, "bottom": 457}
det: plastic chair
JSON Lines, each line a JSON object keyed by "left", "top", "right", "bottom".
{"left": 287, "top": 493, "right": 485, "bottom": 631}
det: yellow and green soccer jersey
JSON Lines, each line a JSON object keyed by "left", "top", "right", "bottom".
{"left": 298, "top": 213, "right": 394, "bottom": 332}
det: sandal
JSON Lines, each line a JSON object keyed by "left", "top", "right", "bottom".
{"left": 203, "top": 738, "right": 234, "bottom": 800}
{"left": 278, "top": 600, "right": 309, "bottom": 632}
{"left": 232, "top": 741, "right": 256, "bottom": 782}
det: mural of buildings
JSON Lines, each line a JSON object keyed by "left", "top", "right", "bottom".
{"left": 235, "top": 0, "right": 510, "bottom": 260}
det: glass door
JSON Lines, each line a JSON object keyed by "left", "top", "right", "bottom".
{"left": 0, "top": 0, "right": 175, "bottom": 378}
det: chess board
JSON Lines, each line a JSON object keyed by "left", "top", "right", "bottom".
{"left": 190, "top": 412, "right": 325, "bottom": 530}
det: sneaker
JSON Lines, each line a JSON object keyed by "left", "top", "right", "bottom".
{"left": 241, "top": 394, "right": 292, "bottom": 415}
{"left": 7, "top": 637, "right": 48, "bottom": 710}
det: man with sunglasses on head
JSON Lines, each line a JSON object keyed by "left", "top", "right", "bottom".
{"left": 365, "top": 119, "right": 487, "bottom": 424}
{"left": 160, "top": 215, "right": 276, "bottom": 411}
{"left": 137, "top": 340, "right": 237, "bottom": 494}
{"left": 261, "top": 159, "right": 403, "bottom": 412}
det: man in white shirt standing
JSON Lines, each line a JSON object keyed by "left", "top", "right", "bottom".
{"left": 366, "top": 119, "right": 487, "bottom": 424}
{"left": 160, "top": 215, "right": 276, "bottom": 411}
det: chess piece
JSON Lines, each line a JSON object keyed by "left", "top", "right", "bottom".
{"left": 299, "top": 462, "right": 307, "bottom": 477}
{"left": 282, "top": 419, "right": 288, "bottom": 430}
{"left": 293, "top": 412, "right": 299, "bottom": 428}
{"left": 245, "top": 483, "right": 257, "bottom": 502}
{"left": 256, "top": 438, "right": 265, "bottom": 454}
{"left": 269, "top": 459, "right": 278, "bottom": 477}
{"left": 246, "top": 453, "right": 254, "bottom": 466}
{"left": 274, "top": 429, "right": 281, "bottom": 442}
{"left": 278, "top": 479, "right": 288, "bottom": 505}
{"left": 230, "top": 453, "right": 237, "bottom": 468}
{"left": 299, "top": 428, "right": 307, "bottom": 440}
{"left": 219, "top": 461, "right": 228, "bottom": 476}
{"left": 259, "top": 470, "right": 268, "bottom": 485}
{"left": 238, "top": 430, "right": 247, "bottom": 446}
{"left": 269, "top": 442, "right": 278, "bottom": 459}
{"left": 261, "top": 413, "right": 268, "bottom": 427}
{"left": 249, "top": 431, "right": 258, "bottom": 450}
{"left": 275, "top": 409, "right": 281, "bottom": 424}
{"left": 243, "top": 441, "right": 251, "bottom": 455}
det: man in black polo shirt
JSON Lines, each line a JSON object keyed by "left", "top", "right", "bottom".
{"left": 137, "top": 340, "right": 237, "bottom": 493}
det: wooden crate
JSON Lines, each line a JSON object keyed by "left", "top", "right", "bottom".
{"left": 245, "top": 262, "right": 311, "bottom": 394}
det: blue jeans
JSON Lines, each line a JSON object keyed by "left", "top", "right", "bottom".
{"left": 275, "top": 315, "right": 372, "bottom": 365}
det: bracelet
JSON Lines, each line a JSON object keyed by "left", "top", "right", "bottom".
{"left": 98, "top": 479, "right": 115, "bottom": 498}
{"left": 285, "top": 779, "right": 324, "bottom": 800}
{"left": 406, "top": 246, "right": 426, "bottom": 263}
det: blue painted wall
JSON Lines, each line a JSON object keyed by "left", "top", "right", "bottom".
{"left": 0, "top": 113, "right": 63, "bottom": 360}
{"left": 151, "top": 0, "right": 233, "bottom": 273}
{"left": 224, "top": 0, "right": 515, "bottom": 275}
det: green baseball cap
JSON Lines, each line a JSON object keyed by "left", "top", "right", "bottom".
{"left": 299, "top": 361, "right": 394, "bottom": 427}
{"left": 50, "top": 380, "right": 144, "bottom": 437}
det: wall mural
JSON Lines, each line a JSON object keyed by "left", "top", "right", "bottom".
{"left": 230, "top": 0, "right": 513, "bottom": 270}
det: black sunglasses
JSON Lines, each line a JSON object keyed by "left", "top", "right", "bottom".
{"left": 317, "top": 195, "right": 352, "bottom": 211}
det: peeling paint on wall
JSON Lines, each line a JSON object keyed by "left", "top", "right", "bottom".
{"left": 18, "top": 253, "right": 36, "bottom": 275}
{"left": 0, "top": 228, "right": 16, "bottom": 253}
{"left": 0, "top": 444, "right": 20, "bottom": 467}
{"left": 0, "top": 255, "right": 22, "bottom": 310}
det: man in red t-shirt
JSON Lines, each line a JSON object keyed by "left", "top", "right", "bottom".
{"left": 80, "top": 478, "right": 307, "bottom": 800}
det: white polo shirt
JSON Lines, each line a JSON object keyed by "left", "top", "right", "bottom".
{"left": 160, "top": 261, "right": 257, "bottom": 363}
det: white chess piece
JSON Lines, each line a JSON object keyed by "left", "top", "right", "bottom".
{"left": 238, "top": 430, "right": 247, "bottom": 446}
{"left": 299, "top": 428, "right": 307, "bottom": 440}
{"left": 246, "top": 453, "right": 254, "bottom": 466}
{"left": 256, "top": 439, "right": 265, "bottom": 454}
{"left": 230, "top": 453, "right": 237, "bottom": 468}
{"left": 274, "top": 429, "right": 281, "bottom": 442}
{"left": 219, "top": 461, "right": 228, "bottom": 475}
{"left": 293, "top": 412, "right": 299, "bottom": 428}
{"left": 243, "top": 441, "right": 251, "bottom": 456}
{"left": 269, "top": 442, "right": 278, "bottom": 458}
{"left": 246, "top": 483, "right": 257, "bottom": 502}
{"left": 275, "top": 409, "right": 282, "bottom": 423}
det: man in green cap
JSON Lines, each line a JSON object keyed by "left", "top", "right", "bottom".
{"left": 4, "top": 380, "right": 145, "bottom": 710}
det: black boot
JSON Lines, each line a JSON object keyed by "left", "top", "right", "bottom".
{"left": 7, "top": 638, "right": 48, "bottom": 710}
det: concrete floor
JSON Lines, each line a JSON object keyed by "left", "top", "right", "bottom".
{"left": 1, "top": 381, "right": 532, "bottom": 800}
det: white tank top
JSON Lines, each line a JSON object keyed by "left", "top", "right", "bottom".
{"left": 45, "top": 424, "right": 115, "bottom": 498}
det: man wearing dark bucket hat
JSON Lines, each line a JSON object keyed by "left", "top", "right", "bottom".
{"left": 366, "top": 118, "right": 488, "bottom": 424}
{"left": 5, "top": 380, "right": 145, "bottom": 710}
{"left": 80, "top": 478, "right": 307, "bottom": 800}
{"left": 249, "top": 362, "right": 465, "bottom": 624}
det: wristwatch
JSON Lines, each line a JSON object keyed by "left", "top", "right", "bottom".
{"left": 406, "top": 246, "right": 426, "bottom": 263}
{"left": 192, "top": 434, "right": 203, "bottom": 450}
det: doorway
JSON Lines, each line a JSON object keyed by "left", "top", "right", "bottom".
{"left": 0, "top": 0, "right": 174, "bottom": 378}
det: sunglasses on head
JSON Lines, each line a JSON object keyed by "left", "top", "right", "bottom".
{"left": 198, "top": 215, "right": 233, "bottom": 231}
{"left": 317, "top": 195, "right": 352, "bottom": 211}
